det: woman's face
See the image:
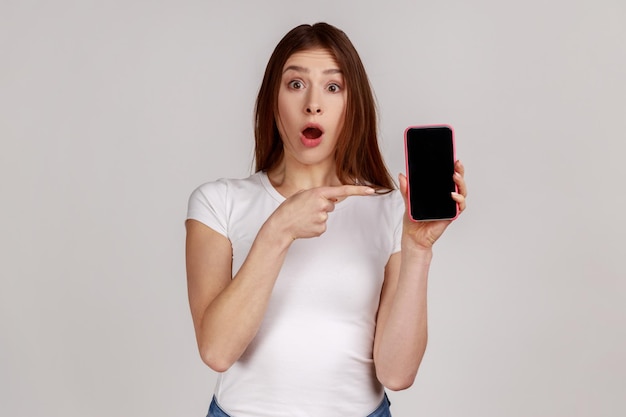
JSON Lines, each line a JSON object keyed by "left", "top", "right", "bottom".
{"left": 276, "top": 48, "right": 347, "bottom": 169}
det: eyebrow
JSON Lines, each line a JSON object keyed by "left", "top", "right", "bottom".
{"left": 282, "top": 65, "right": 343, "bottom": 75}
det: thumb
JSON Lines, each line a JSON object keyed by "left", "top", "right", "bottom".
{"left": 398, "top": 173, "right": 409, "bottom": 204}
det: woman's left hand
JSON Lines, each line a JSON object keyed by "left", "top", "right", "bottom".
{"left": 398, "top": 160, "right": 467, "bottom": 250}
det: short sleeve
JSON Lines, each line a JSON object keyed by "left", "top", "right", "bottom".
{"left": 186, "top": 179, "right": 229, "bottom": 238}
{"left": 391, "top": 190, "right": 405, "bottom": 254}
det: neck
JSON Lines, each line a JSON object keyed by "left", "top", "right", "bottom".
{"left": 267, "top": 159, "right": 341, "bottom": 198}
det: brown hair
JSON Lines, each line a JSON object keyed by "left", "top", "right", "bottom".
{"left": 254, "top": 22, "right": 395, "bottom": 190}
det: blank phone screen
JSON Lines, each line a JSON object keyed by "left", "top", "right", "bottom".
{"left": 406, "top": 126, "right": 457, "bottom": 221}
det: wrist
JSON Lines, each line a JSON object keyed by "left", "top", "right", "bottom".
{"left": 259, "top": 215, "right": 295, "bottom": 251}
{"left": 401, "top": 238, "right": 434, "bottom": 263}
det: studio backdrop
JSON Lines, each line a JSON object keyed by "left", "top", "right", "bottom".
{"left": 1, "top": 1, "right": 624, "bottom": 416}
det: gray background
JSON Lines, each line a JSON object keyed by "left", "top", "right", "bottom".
{"left": 1, "top": 0, "right": 625, "bottom": 416}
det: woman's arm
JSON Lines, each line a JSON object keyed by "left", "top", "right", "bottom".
{"left": 373, "top": 161, "right": 467, "bottom": 390}
{"left": 186, "top": 185, "right": 375, "bottom": 372}
{"left": 372, "top": 246, "right": 432, "bottom": 390}
{"left": 186, "top": 218, "right": 292, "bottom": 372}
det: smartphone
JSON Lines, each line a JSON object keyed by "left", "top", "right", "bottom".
{"left": 404, "top": 125, "right": 458, "bottom": 222}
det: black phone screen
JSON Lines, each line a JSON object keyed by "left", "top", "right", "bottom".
{"left": 406, "top": 126, "right": 457, "bottom": 221}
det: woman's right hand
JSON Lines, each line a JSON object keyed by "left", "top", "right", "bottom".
{"left": 268, "top": 185, "right": 375, "bottom": 241}
{"left": 186, "top": 184, "right": 373, "bottom": 372}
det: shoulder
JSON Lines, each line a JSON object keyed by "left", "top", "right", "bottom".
{"left": 190, "top": 172, "right": 265, "bottom": 202}
{"left": 379, "top": 188, "right": 403, "bottom": 205}
{"left": 187, "top": 172, "right": 274, "bottom": 218}
{"left": 369, "top": 189, "right": 404, "bottom": 216}
{"left": 342, "top": 188, "right": 404, "bottom": 227}
{"left": 187, "top": 172, "right": 270, "bottom": 237}
{"left": 378, "top": 189, "right": 405, "bottom": 225}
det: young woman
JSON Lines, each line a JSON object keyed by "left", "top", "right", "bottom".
{"left": 186, "top": 22, "right": 467, "bottom": 417}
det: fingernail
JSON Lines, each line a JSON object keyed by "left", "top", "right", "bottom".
{"left": 365, "top": 187, "right": 375, "bottom": 194}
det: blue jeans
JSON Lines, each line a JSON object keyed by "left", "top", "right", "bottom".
{"left": 207, "top": 394, "right": 391, "bottom": 417}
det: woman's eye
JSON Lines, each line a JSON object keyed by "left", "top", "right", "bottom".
{"left": 327, "top": 83, "right": 341, "bottom": 93}
{"left": 288, "top": 80, "right": 303, "bottom": 89}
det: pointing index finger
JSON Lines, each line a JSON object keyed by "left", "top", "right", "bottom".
{"left": 322, "top": 185, "right": 376, "bottom": 200}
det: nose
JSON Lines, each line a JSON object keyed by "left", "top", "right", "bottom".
{"left": 306, "top": 105, "right": 322, "bottom": 114}
{"left": 305, "top": 90, "right": 323, "bottom": 115}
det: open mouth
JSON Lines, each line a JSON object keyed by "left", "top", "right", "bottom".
{"left": 302, "top": 127, "right": 323, "bottom": 140}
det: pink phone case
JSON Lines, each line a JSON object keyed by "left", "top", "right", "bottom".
{"left": 404, "top": 124, "right": 459, "bottom": 222}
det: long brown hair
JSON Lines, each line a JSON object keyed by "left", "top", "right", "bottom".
{"left": 254, "top": 22, "right": 395, "bottom": 190}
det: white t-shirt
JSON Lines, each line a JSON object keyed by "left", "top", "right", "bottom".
{"left": 187, "top": 171, "right": 404, "bottom": 417}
